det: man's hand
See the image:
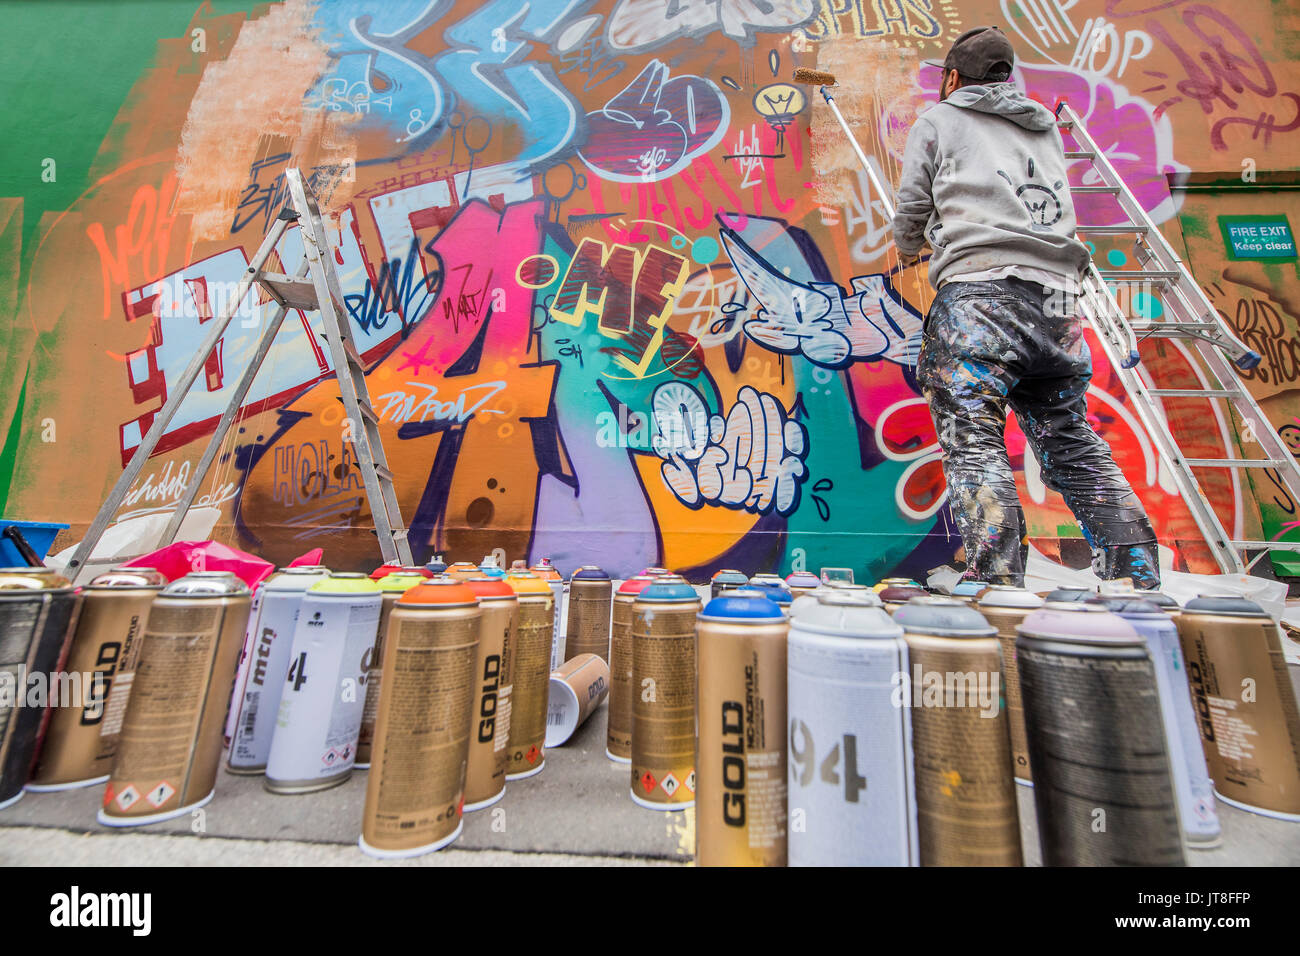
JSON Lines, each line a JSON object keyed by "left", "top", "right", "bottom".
{"left": 897, "top": 250, "right": 921, "bottom": 270}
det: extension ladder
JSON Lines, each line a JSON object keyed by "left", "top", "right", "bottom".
{"left": 1058, "top": 102, "right": 1300, "bottom": 574}
{"left": 64, "top": 168, "right": 412, "bottom": 582}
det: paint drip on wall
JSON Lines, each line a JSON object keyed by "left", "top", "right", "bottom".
{"left": 173, "top": 0, "right": 356, "bottom": 240}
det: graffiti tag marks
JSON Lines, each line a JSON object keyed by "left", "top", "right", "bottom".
{"left": 375, "top": 381, "right": 510, "bottom": 426}
{"left": 721, "top": 228, "right": 923, "bottom": 369}
{"left": 655, "top": 382, "right": 809, "bottom": 516}
{"left": 605, "top": 0, "right": 815, "bottom": 51}
{"left": 548, "top": 237, "right": 690, "bottom": 377}
{"left": 579, "top": 60, "right": 730, "bottom": 183}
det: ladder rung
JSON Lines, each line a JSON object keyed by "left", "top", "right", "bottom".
{"left": 1184, "top": 458, "right": 1286, "bottom": 468}
{"left": 1129, "top": 321, "right": 1214, "bottom": 331}
{"left": 1064, "top": 150, "right": 1095, "bottom": 159}
{"left": 1097, "top": 270, "right": 1180, "bottom": 281}
{"left": 1077, "top": 224, "right": 1150, "bottom": 234}
{"left": 356, "top": 401, "right": 379, "bottom": 426}
{"left": 1072, "top": 185, "right": 1121, "bottom": 194}
{"left": 389, "top": 528, "right": 410, "bottom": 541}
{"left": 257, "top": 272, "right": 320, "bottom": 311}
{"left": 1057, "top": 120, "right": 1074, "bottom": 130}
{"left": 1146, "top": 388, "right": 1242, "bottom": 398}
{"left": 1231, "top": 540, "right": 1300, "bottom": 551}
{"left": 373, "top": 463, "right": 395, "bottom": 482}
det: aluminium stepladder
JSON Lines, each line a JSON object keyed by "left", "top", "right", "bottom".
{"left": 1057, "top": 101, "right": 1300, "bottom": 574}
{"left": 64, "top": 168, "right": 413, "bottom": 583}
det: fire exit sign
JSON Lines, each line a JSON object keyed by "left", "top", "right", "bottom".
{"left": 1219, "top": 215, "right": 1297, "bottom": 260}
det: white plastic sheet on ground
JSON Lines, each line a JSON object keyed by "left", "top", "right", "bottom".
{"left": 47, "top": 507, "right": 221, "bottom": 579}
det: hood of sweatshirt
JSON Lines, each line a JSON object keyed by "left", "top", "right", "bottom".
{"left": 942, "top": 83, "right": 1057, "bottom": 131}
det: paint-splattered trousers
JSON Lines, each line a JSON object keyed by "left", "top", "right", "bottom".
{"left": 916, "top": 277, "right": 1160, "bottom": 589}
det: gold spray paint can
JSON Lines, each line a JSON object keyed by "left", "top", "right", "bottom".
{"left": 546, "top": 653, "right": 610, "bottom": 746}
{"left": 696, "top": 590, "right": 788, "bottom": 866}
{"left": 607, "top": 576, "right": 654, "bottom": 763}
{"left": 1177, "top": 596, "right": 1300, "bottom": 820}
{"left": 28, "top": 567, "right": 166, "bottom": 791}
{"left": 360, "top": 579, "right": 480, "bottom": 857}
{"left": 462, "top": 576, "right": 518, "bottom": 810}
{"left": 977, "top": 585, "right": 1044, "bottom": 785}
{"left": 505, "top": 572, "right": 554, "bottom": 779}
{"left": 99, "top": 571, "right": 250, "bottom": 826}
{"left": 356, "top": 571, "right": 427, "bottom": 768}
{"left": 565, "top": 566, "right": 612, "bottom": 663}
{"left": 631, "top": 579, "right": 701, "bottom": 810}
{"left": 895, "top": 597, "right": 1021, "bottom": 866}
{"left": 446, "top": 562, "right": 481, "bottom": 581}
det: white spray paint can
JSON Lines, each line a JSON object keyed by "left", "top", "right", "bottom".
{"left": 787, "top": 590, "right": 918, "bottom": 866}
{"left": 264, "top": 573, "right": 381, "bottom": 794}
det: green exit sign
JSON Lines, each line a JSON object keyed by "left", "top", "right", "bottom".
{"left": 1219, "top": 215, "right": 1297, "bottom": 260}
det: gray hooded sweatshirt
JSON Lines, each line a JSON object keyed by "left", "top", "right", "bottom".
{"left": 892, "top": 83, "right": 1090, "bottom": 290}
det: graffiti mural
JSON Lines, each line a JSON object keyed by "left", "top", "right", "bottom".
{"left": 4, "top": 0, "right": 1300, "bottom": 581}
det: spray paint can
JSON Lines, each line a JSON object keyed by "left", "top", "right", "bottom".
{"left": 630, "top": 580, "right": 701, "bottom": 810}
{"left": 791, "top": 583, "right": 881, "bottom": 620}
{"left": 710, "top": 570, "right": 750, "bottom": 600}
{"left": 565, "top": 566, "right": 612, "bottom": 664}
{"left": 530, "top": 558, "right": 562, "bottom": 581}
{"left": 640, "top": 567, "right": 671, "bottom": 578}
{"left": 607, "top": 575, "right": 654, "bottom": 763}
{"left": 1017, "top": 603, "right": 1185, "bottom": 865}
{"left": 223, "top": 568, "right": 331, "bottom": 749}
{"left": 1041, "top": 586, "right": 1092, "bottom": 605}
{"left": 977, "top": 585, "right": 1044, "bottom": 785}
{"left": 876, "top": 577, "right": 922, "bottom": 592}
{"left": 359, "top": 579, "right": 480, "bottom": 857}
{"left": 225, "top": 567, "right": 331, "bottom": 775}
{"left": 0, "top": 569, "right": 81, "bottom": 808}
{"left": 264, "top": 573, "right": 381, "bottom": 794}
{"left": 446, "top": 562, "right": 481, "bottom": 581}
{"left": 424, "top": 555, "right": 448, "bottom": 575}
{"left": 787, "top": 590, "right": 917, "bottom": 865}
{"left": 880, "top": 585, "right": 928, "bottom": 613}
{"left": 546, "top": 653, "right": 609, "bottom": 747}
{"left": 696, "top": 591, "right": 788, "bottom": 866}
{"left": 894, "top": 597, "right": 1021, "bottom": 866}
{"left": 356, "top": 571, "right": 427, "bottom": 769}
{"left": 462, "top": 577, "right": 517, "bottom": 810}
{"left": 98, "top": 571, "right": 250, "bottom": 826}
{"left": 1090, "top": 595, "right": 1221, "bottom": 846}
{"left": 784, "top": 571, "right": 821, "bottom": 599}
{"left": 1177, "top": 596, "right": 1300, "bottom": 820}
{"left": 27, "top": 568, "right": 164, "bottom": 791}
{"left": 819, "top": 568, "right": 855, "bottom": 585}
{"left": 505, "top": 572, "right": 554, "bottom": 779}
{"left": 951, "top": 580, "right": 990, "bottom": 604}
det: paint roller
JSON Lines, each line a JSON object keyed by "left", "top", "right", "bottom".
{"left": 792, "top": 67, "right": 896, "bottom": 221}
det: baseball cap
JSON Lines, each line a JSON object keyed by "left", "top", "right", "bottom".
{"left": 923, "top": 26, "right": 1015, "bottom": 81}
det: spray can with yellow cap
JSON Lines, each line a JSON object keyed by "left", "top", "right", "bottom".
{"left": 265, "top": 573, "right": 381, "bottom": 794}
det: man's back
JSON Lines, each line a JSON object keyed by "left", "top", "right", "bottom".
{"left": 894, "top": 84, "right": 1090, "bottom": 290}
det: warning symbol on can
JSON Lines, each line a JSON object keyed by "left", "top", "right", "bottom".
{"left": 145, "top": 782, "right": 175, "bottom": 808}
{"left": 115, "top": 785, "right": 141, "bottom": 811}
{"left": 641, "top": 771, "right": 656, "bottom": 793}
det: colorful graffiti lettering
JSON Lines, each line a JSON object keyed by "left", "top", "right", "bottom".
{"left": 9, "top": 0, "right": 1300, "bottom": 585}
